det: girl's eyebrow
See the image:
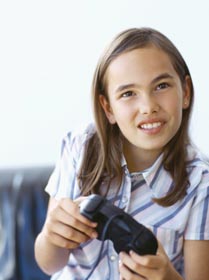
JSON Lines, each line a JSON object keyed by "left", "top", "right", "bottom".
{"left": 115, "top": 73, "right": 174, "bottom": 94}
{"left": 115, "top": 83, "right": 136, "bottom": 93}
{"left": 151, "top": 73, "right": 174, "bottom": 84}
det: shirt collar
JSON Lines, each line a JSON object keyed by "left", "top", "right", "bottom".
{"left": 142, "top": 153, "right": 164, "bottom": 187}
{"left": 121, "top": 153, "right": 164, "bottom": 189}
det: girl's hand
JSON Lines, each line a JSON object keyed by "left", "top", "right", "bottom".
{"left": 42, "top": 197, "right": 98, "bottom": 250}
{"left": 119, "top": 242, "right": 182, "bottom": 280}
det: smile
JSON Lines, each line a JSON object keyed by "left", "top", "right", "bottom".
{"left": 140, "top": 122, "right": 162, "bottom": 130}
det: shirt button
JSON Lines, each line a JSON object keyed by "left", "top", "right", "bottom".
{"left": 109, "top": 255, "right": 117, "bottom": 261}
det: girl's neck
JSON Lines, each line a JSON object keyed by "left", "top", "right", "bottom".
{"left": 123, "top": 141, "right": 162, "bottom": 173}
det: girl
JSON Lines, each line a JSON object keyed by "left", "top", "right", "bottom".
{"left": 35, "top": 27, "right": 209, "bottom": 279}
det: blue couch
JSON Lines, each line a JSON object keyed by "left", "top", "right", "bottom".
{"left": 0, "top": 166, "right": 53, "bottom": 280}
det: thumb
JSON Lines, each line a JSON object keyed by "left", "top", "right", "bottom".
{"left": 74, "top": 196, "right": 88, "bottom": 206}
{"left": 156, "top": 240, "right": 167, "bottom": 257}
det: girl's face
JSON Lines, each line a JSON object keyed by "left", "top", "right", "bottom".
{"left": 100, "top": 46, "right": 191, "bottom": 166}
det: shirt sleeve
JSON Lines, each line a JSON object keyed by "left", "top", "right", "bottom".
{"left": 184, "top": 170, "right": 209, "bottom": 240}
{"left": 45, "top": 131, "right": 84, "bottom": 200}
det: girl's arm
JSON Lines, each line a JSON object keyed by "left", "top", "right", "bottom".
{"left": 34, "top": 196, "right": 98, "bottom": 275}
{"left": 184, "top": 240, "right": 209, "bottom": 280}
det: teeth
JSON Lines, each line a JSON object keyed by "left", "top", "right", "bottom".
{"left": 140, "top": 122, "right": 162, "bottom": 129}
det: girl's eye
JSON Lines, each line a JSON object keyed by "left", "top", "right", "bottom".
{"left": 121, "top": 91, "right": 135, "bottom": 98}
{"left": 156, "top": 82, "right": 169, "bottom": 90}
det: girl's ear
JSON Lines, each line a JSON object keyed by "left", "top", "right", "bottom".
{"left": 183, "top": 75, "right": 192, "bottom": 109}
{"left": 99, "top": 95, "right": 116, "bottom": 124}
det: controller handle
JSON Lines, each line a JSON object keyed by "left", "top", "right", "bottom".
{"left": 80, "top": 194, "right": 158, "bottom": 255}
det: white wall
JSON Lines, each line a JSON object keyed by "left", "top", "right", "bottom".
{"left": 0, "top": 0, "right": 209, "bottom": 167}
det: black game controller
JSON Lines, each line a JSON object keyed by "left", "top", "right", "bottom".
{"left": 80, "top": 194, "right": 158, "bottom": 255}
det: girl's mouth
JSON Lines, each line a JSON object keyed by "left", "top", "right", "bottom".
{"left": 138, "top": 121, "right": 165, "bottom": 134}
{"left": 140, "top": 122, "right": 162, "bottom": 130}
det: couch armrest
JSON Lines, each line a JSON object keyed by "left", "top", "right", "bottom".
{"left": 0, "top": 166, "right": 53, "bottom": 280}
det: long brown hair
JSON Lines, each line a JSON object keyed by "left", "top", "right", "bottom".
{"left": 78, "top": 27, "right": 194, "bottom": 206}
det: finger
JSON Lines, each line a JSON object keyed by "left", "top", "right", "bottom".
{"left": 54, "top": 216, "right": 97, "bottom": 240}
{"left": 120, "top": 252, "right": 158, "bottom": 279}
{"left": 46, "top": 231, "right": 80, "bottom": 250}
{"left": 129, "top": 250, "right": 164, "bottom": 269}
{"left": 156, "top": 241, "right": 167, "bottom": 256}
{"left": 74, "top": 196, "right": 87, "bottom": 206}
{"left": 50, "top": 221, "right": 92, "bottom": 243}
{"left": 119, "top": 259, "right": 145, "bottom": 280}
{"left": 46, "top": 209, "right": 97, "bottom": 239}
{"left": 59, "top": 198, "right": 97, "bottom": 227}
{"left": 120, "top": 252, "right": 146, "bottom": 277}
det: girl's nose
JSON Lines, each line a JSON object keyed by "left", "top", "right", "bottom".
{"left": 138, "top": 95, "right": 159, "bottom": 115}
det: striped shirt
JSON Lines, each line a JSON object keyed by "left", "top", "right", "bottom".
{"left": 45, "top": 123, "right": 209, "bottom": 279}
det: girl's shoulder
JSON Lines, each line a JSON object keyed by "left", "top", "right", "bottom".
{"left": 186, "top": 144, "right": 209, "bottom": 170}
{"left": 186, "top": 145, "right": 209, "bottom": 191}
{"left": 61, "top": 123, "right": 96, "bottom": 163}
{"left": 63, "top": 123, "right": 96, "bottom": 149}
